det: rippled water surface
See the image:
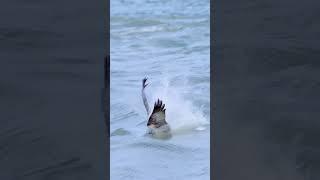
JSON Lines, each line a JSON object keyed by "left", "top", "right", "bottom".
{"left": 111, "top": 0, "right": 210, "bottom": 179}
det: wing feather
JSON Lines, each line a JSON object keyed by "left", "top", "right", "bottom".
{"left": 147, "top": 99, "right": 167, "bottom": 128}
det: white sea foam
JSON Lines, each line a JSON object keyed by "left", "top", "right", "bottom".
{"left": 147, "top": 76, "right": 209, "bottom": 134}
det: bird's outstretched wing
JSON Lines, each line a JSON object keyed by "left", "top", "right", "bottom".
{"left": 147, "top": 99, "right": 167, "bottom": 128}
{"left": 141, "top": 77, "right": 150, "bottom": 115}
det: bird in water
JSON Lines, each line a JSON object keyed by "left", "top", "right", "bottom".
{"left": 141, "top": 77, "right": 171, "bottom": 139}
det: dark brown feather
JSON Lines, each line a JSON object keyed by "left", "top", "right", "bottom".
{"left": 152, "top": 99, "right": 165, "bottom": 113}
{"left": 147, "top": 99, "right": 167, "bottom": 127}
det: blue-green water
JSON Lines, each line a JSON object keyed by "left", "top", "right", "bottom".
{"left": 110, "top": 0, "right": 210, "bottom": 179}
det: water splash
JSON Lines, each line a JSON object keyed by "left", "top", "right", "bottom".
{"left": 147, "top": 76, "right": 209, "bottom": 134}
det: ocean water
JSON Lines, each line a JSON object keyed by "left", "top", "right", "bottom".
{"left": 110, "top": 0, "right": 210, "bottom": 179}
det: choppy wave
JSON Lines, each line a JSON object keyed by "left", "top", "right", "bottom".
{"left": 110, "top": 0, "right": 210, "bottom": 179}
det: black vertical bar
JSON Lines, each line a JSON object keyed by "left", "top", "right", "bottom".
{"left": 211, "top": 0, "right": 217, "bottom": 178}
{"left": 104, "top": 55, "right": 110, "bottom": 180}
{"left": 0, "top": 0, "right": 108, "bottom": 179}
{"left": 104, "top": 55, "right": 110, "bottom": 137}
{"left": 105, "top": 0, "right": 110, "bottom": 179}
{"left": 214, "top": 0, "right": 320, "bottom": 179}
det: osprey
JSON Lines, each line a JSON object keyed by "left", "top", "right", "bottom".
{"left": 141, "top": 78, "right": 171, "bottom": 138}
